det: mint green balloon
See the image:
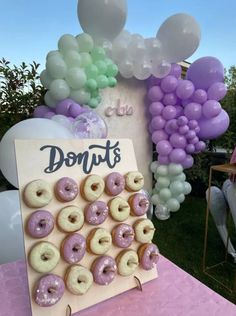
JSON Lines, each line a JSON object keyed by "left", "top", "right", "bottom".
{"left": 44, "top": 91, "right": 57, "bottom": 108}
{"left": 46, "top": 56, "right": 67, "bottom": 79}
{"left": 76, "top": 33, "right": 94, "bottom": 53}
{"left": 80, "top": 53, "right": 92, "bottom": 68}
{"left": 155, "top": 165, "right": 169, "bottom": 177}
{"left": 86, "top": 79, "right": 98, "bottom": 91}
{"left": 88, "top": 98, "right": 99, "bottom": 108}
{"left": 46, "top": 50, "right": 62, "bottom": 60}
{"left": 159, "top": 188, "right": 172, "bottom": 202}
{"left": 40, "top": 70, "right": 52, "bottom": 89}
{"left": 95, "top": 60, "right": 107, "bottom": 74}
{"left": 96, "top": 75, "right": 109, "bottom": 88}
{"left": 169, "top": 180, "right": 184, "bottom": 196}
{"left": 91, "top": 90, "right": 99, "bottom": 98}
{"left": 176, "top": 194, "right": 185, "bottom": 203}
{"left": 96, "top": 95, "right": 102, "bottom": 104}
{"left": 168, "top": 163, "right": 183, "bottom": 176}
{"left": 150, "top": 161, "right": 159, "bottom": 173}
{"left": 66, "top": 68, "right": 86, "bottom": 90}
{"left": 151, "top": 194, "right": 159, "bottom": 205}
{"left": 49, "top": 79, "right": 70, "bottom": 101}
{"left": 91, "top": 47, "right": 106, "bottom": 61}
{"left": 64, "top": 51, "right": 81, "bottom": 68}
{"left": 85, "top": 64, "right": 99, "bottom": 79}
{"left": 106, "top": 64, "right": 119, "bottom": 77}
{"left": 58, "top": 34, "right": 78, "bottom": 53}
{"left": 108, "top": 77, "right": 117, "bottom": 87}
{"left": 104, "top": 58, "right": 113, "bottom": 66}
{"left": 171, "top": 173, "right": 186, "bottom": 182}
{"left": 156, "top": 176, "right": 170, "bottom": 188}
{"left": 70, "top": 89, "right": 91, "bottom": 104}
{"left": 183, "top": 182, "right": 192, "bottom": 195}
{"left": 166, "top": 198, "right": 180, "bottom": 212}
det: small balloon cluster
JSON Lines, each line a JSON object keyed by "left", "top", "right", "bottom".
{"left": 40, "top": 33, "right": 118, "bottom": 109}
{"left": 147, "top": 57, "right": 229, "bottom": 169}
{"left": 150, "top": 161, "right": 192, "bottom": 220}
{"left": 33, "top": 98, "right": 107, "bottom": 139}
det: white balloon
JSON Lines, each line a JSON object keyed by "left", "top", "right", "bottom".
{"left": 156, "top": 13, "right": 201, "bottom": 63}
{"left": 46, "top": 50, "right": 62, "bottom": 60}
{"left": 95, "top": 38, "right": 112, "bottom": 57}
{"left": 51, "top": 115, "right": 72, "bottom": 130}
{"left": 118, "top": 59, "right": 134, "bottom": 79}
{"left": 128, "top": 35, "right": 146, "bottom": 60}
{"left": 0, "top": 119, "right": 73, "bottom": 188}
{"left": 58, "top": 34, "right": 79, "bottom": 53}
{"left": 151, "top": 59, "right": 171, "bottom": 78}
{"left": 46, "top": 55, "right": 67, "bottom": 79}
{"left": 145, "top": 37, "right": 162, "bottom": 59}
{"left": 0, "top": 190, "right": 24, "bottom": 264}
{"left": 155, "top": 203, "right": 170, "bottom": 220}
{"left": 64, "top": 51, "right": 81, "bottom": 68}
{"left": 76, "top": 33, "right": 94, "bottom": 53}
{"left": 133, "top": 58, "right": 152, "bottom": 80}
{"left": 112, "top": 38, "right": 129, "bottom": 61}
{"left": 77, "top": 0, "right": 127, "bottom": 40}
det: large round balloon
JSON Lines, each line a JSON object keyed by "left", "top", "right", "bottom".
{"left": 0, "top": 119, "right": 73, "bottom": 188}
{"left": 198, "top": 109, "right": 230, "bottom": 140}
{"left": 77, "top": 0, "right": 127, "bottom": 40}
{"left": 156, "top": 13, "right": 201, "bottom": 63}
{"left": 0, "top": 190, "right": 24, "bottom": 264}
{"left": 186, "top": 56, "right": 224, "bottom": 90}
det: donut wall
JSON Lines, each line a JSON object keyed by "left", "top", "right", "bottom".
{"left": 15, "top": 139, "right": 158, "bottom": 315}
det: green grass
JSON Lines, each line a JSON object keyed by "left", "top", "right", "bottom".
{"left": 152, "top": 195, "right": 236, "bottom": 304}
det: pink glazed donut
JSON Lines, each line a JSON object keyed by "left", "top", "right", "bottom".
{"left": 84, "top": 201, "right": 109, "bottom": 225}
{"left": 34, "top": 274, "right": 65, "bottom": 307}
{"left": 55, "top": 177, "right": 78, "bottom": 202}
{"left": 105, "top": 172, "right": 125, "bottom": 196}
{"left": 26, "top": 210, "right": 54, "bottom": 238}
{"left": 138, "top": 243, "right": 159, "bottom": 270}
{"left": 91, "top": 255, "right": 117, "bottom": 285}
{"left": 61, "top": 233, "right": 86, "bottom": 264}
{"left": 112, "top": 224, "right": 134, "bottom": 248}
{"left": 128, "top": 193, "right": 150, "bottom": 216}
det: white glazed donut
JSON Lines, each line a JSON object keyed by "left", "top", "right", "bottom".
{"left": 125, "top": 171, "right": 144, "bottom": 192}
{"left": 29, "top": 242, "right": 60, "bottom": 273}
{"left": 82, "top": 175, "right": 105, "bottom": 202}
{"left": 24, "top": 179, "right": 53, "bottom": 208}
{"left": 57, "top": 206, "right": 84, "bottom": 232}
{"left": 116, "top": 249, "right": 139, "bottom": 276}
{"left": 134, "top": 219, "right": 155, "bottom": 243}
{"left": 108, "top": 197, "right": 130, "bottom": 222}
{"left": 66, "top": 265, "right": 93, "bottom": 295}
{"left": 87, "top": 228, "right": 112, "bottom": 255}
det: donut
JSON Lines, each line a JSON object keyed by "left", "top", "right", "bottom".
{"left": 112, "top": 224, "right": 134, "bottom": 248}
{"left": 29, "top": 242, "right": 60, "bottom": 273}
{"left": 34, "top": 274, "right": 65, "bottom": 307}
{"left": 84, "top": 201, "right": 108, "bottom": 225}
{"left": 54, "top": 177, "right": 78, "bottom": 202}
{"left": 138, "top": 243, "right": 159, "bottom": 270}
{"left": 65, "top": 265, "right": 93, "bottom": 295}
{"left": 23, "top": 179, "right": 53, "bottom": 208}
{"left": 116, "top": 249, "right": 139, "bottom": 276}
{"left": 125, "top": 171, "right": 144, "bottom": 192}
{"left": 26, "top": 210, "right": 54, "bottom": 238}
{"left": 81, "top": 175, "right": 105, "bottom": 202}
{"left": 108, "top": 197, "right": 130, "bottom": 222}
{"left": 105, "top": 172, "right": 125, "bottom": 196}
{"left": 128, "top": 193, "right": 150, "bottom": 216}
{"left": 87, "top": 228, "right": 112, "bottom": 255}
{"left": 57, "top": 205, "right": 84, "bottom": 232}
{"left": 133, "top": 219, "right": 155, "bottom": 243}
{"left": 61, "top": 233, "right": 86, "bottom": 264}
{"left": 91, "top": 255, "right": 117, "bottom": 285}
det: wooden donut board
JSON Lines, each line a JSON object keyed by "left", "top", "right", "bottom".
{"left": 15, "top": 139, "right": 158, "bottom": 316}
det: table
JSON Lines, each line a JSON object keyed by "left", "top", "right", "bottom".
{"left": 0, "top": 255, "right": 235, "bottom": 316}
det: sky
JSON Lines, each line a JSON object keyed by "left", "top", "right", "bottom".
{"left": 0, "top": 0, "right": 235, "bottom": 70}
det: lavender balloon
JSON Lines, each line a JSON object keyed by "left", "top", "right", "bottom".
{"left": 202, "top": 100, "right": 221, "bottom": 118}
{"left": 176, "top": 80, "right": 195, "bottom": 100}
{"left": 56, "top": 98, "right": 76, "bottom": 116}
{"left": 207, "top": 82, "right": 227, "bottom": 101}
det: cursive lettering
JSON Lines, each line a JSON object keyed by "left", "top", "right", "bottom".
{"left": 105, "top": 99, "right": 134, "bottom": 117}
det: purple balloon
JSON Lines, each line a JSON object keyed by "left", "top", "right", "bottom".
{"left": 44, "top": 111, "right": 55, "bottom": 119}
{"left": 186, "top": 130, "right": 196, "bottom": 140}
{"left": 188, "top": 120, "right": 198, "bottom": 129}
{"left": 69, "top": 103, "right": 84, "bottom": 118}
{"left": 169, "top": 148, "right": 186, "bottom": 163}
{"left": 198, "top": 109, "right": 230, "bottom": 140}
{"left": 165, "top": 119, "right": 178, "bottom": 134}
{"left": 33, "top": 105, "right": 51, "bottom": 118}
{"left": 182, "top": 155, "right": 194, "bottom": 169}
{"left": 186, "top": 57, "right": 224, "bottom": 90}
{"left": 195, "top": 141, "right": 206, "bottom": 152}
{"left": 192, "top": 89, "right": 208, "bottom": 104}
{"left": 158, "top": 155, "right": 170, "bottom": 165}
{"left": 169, "top": 133, "right": 187, "bottom": 148}
{"left": 147, "top": 76, "right": 161, "bottom": 88}
{"left": 148, "top": 123, "right": 154, "bottom": 134}
{"left": 151, "top": 116, "right": 166, "bottom": 130}
{"left": 207, "top": 82, "right": 227, "bottom": 101}
{"left": 189, "top": 136, "right": 199, "bottom": 145}
{"left": 56, "top": 99, "right": 75, "bottom": 116}
{"left": 179, "top": 125, "right": 189, "bottom": 135}
{"left": 149, "top": 102, "right": 164, "bottom": 116}
{"left": 176, "top": 80, "right": 195, "bottom": 100}
{"left": 156, "top": 140, "right": 173, "bottom": 155}
{"left": 162, "top": 105, "right": 177, "bottom": 120}
{"left": 175, "top": 105, "right": 184, "bottom": 117}
{"left": 184, "top": 102, "right": 202, "bottom": 120}
{"left": 169, "top": 64, "right": 182, "bottom": 78}
{"left": 152, "top": 130, "right": 168, "bottom": 144}
{"left": 162, "top": 92, "right": 177, "bottom": 105}
{"left": 177, "top": 116, "right": 188, "bottom": 126}
{"left": 186, "top": 144, "right": 195, "bottom": 154}
{"left": 202, "top": 100, "right": 222, "bottom": 118}
{"left": 161, "top": 75, "right": 178, "bottom": 93}
{"left": 148, "top": 86, "right": 164, "bottom": 102}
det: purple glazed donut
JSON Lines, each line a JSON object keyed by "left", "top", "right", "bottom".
{"left": 61, "top": 233, "right": 86, "bottom": 264}
{"left": 84, "top": 201, "right": 109, "bottom": 225}
{"left": 92, "top": 255, "right": 117, "bottom": 285}
{"left": 34, "top": 274, "right": 65, "bottom": 307}
{"left": 128, "top": 193, "right": 150, "bottom": 216}
{"left": 105, "top": 172, "right": 125, "bottom": 196}
{"left": 55, "top": 177, "right": 78, "bottom": 202}
{"left": 26, "top": 210, "right": 54, "bottom": 238}
{"left": 138, "top": 243, "right": 159, "bottom": 271}
{"left": 112, "top": 224, "right": 134, "bottom": 248}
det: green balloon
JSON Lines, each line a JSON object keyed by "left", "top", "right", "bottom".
{"left": 104, "top": 58, "right": 113, "bottom": 66}
{"left": 64, "top": 51, "right": 81, "bottom": 68}
{"left": 108, "top": 77, "right": 117, "bottom": 87}
{"left": 40, "top": 70, "right": 52, "bottom": 89}
{"left": 96, "top": 75, "right": 109, "bottom": 88}
{"left": 76, "top": 33, "right": 94, "bottom": 53}
{"left": 80, "top": 52, "right": 92, "bottom": 68}
{"left": 49, "top": 79, "right": 70, "bottom": 101}
{"left": 70, "top": 89, "right": 91, "bottom": 105}
{"left": 58, "top": 34, "right": 78, "bottom": 53}
{"left": 156, "top": 176, "right": 170, "bottom": 188}
{"left": 65, "top": 68, "right": 87, "bottom": 90}
{"left": 86, "top": 79, "right": 97, "bottom": 91}
{"left": 46, "top": 50, "right": 62, "bottom": 60}
{"left": 91, "top": 47, "right": 106, "bottom": 61}
{"left": 168, "top": 163, "right": 183, "bottom": 176}
{"left": 85, "top": 64, "right": 99, "bottom": 79}
{"left": 95, "top": 60, "right": 107, "bottom": 75}
{"left": 88, "top": 98, "right": 99, "bottom": 108}
{"left": 46, "top": 56, "right": 67, "bottom": 79}
{"left": 106, "top": 64, "right": 119, "bottom": 77}
{"left": 91, "top": 90, "right": 99, "bottom": 98}
{"left": 155, "top": 165, "right": 169, "bottom": 177}
{"left": 169, "top": 181, "right": 184, "bottom": 196}
{"left": 96, "top": 95, "right": 102, "bottom": 104}
{"left": 44, "top": 91, "right": 57, "bottom": 108}
{"left": 166, "top": 198, "right": 180, "bottom": 212}
{"left": 159, "top": 188, "right": 172, "bottom": 202}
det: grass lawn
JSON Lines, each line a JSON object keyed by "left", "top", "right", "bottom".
{"left": 152, "top": 195, "right": 236, "bottom": 305}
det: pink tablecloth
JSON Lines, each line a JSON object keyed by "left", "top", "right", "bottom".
{"left": 0, "top": 255, "right": 235, "bottom": 316}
